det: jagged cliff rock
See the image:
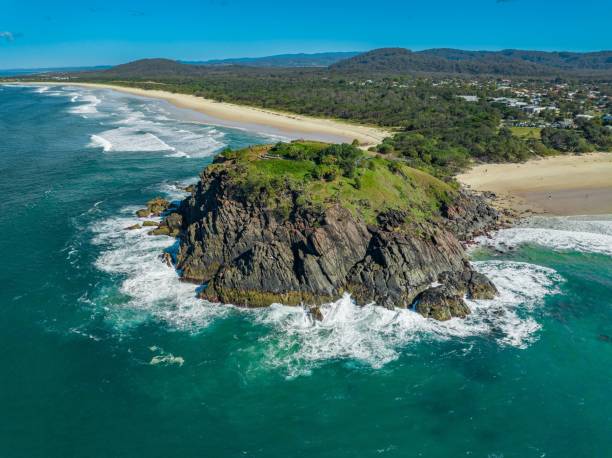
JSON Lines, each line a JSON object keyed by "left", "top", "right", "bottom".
{"left": 166, "top": 143, "right": 499, "bottom": 321}
{"left": 441, "top": 190, "right": 499, "bottom": 241}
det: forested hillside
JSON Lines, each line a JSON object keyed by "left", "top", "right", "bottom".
{"left": 187, "top": 52, "right": 360, "bottom": 68}
{"left": 330, "top": 48, "right": 612, "bottom": 76}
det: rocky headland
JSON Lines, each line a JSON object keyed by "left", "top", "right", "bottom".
{"left": 146, "top": 141, "right": 500, "bottom": 321}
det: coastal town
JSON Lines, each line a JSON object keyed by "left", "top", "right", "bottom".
{"left": 461, "top": 79, "right": 611, "bottom": 130}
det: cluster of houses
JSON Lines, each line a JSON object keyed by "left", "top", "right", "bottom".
{"left": 458, "top": 79, "right": 610, "bottom": 130}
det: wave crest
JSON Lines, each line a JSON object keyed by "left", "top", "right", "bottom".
{"left": 251, "top": 260, "right": 562, "bottom": 376}
{"left": 476, "top": 217, "right": 612, "bottom": 256}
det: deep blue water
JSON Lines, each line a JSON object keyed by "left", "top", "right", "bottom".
{"left": 1, "top": 84, "right": 611, "bottom": 457}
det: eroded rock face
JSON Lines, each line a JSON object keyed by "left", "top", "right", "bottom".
{"left": 467, "top": 271, "right": 498, "bottom": 300}
{"left": 413, "top": 269, "right": 499, "bottom": 321}
{"left": 441, "top": 190, "right": 499, "bottom": 241}
{"left": 168, "top": 166, "right": 499, "bottom": 319}
{"left": 135, "top": 197, "right": 172, "bottom": 218}
{"left": 414, "top": 286, "right": 470, "bottom": 321}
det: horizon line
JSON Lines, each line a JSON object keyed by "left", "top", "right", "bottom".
{"left": 2, "top": 46, "right": 612, "bottom": 72}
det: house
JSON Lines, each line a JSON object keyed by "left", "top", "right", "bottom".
{"left": 554, "top": 119, "right": 575, "bottom": 128}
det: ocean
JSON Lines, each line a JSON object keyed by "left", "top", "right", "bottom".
{"left": 1, "top": 84, "right": 610, "bottom": 457}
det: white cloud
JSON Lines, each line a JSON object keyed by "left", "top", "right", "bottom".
{"left": 0, "top": 31, "right": 15, "bottom": 42}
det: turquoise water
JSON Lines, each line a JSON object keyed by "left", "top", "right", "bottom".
{"left": 1, "top": 84, "right": 610, "bottom": 458}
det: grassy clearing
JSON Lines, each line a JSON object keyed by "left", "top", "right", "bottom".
{"left": 217, "top": 141, "right": 455, "bottom": 224}
{"left": 510, "top": 127, "right": 542, "bottom": 140}
{"left": 252, "top": 158, "right": 315, "bottom": 179}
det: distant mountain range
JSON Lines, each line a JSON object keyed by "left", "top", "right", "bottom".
{"left": 185, "top": 52, "right": 360, "bottom": 68}
{"left": 104, "top": 59, "right": 199, "bottom": 78}
{"left": 0, "top": 65, "right": 111, "bottom": 77}
{"left": 7, "top": 48, "right": 611, "bottom": 79}
{"left": 102, "top": 48, "right": 612, "bottom": 78}
{"left": 329, "top": 48, "right": 612, "bottom": 76}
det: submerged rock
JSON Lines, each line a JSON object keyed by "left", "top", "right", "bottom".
{"left": 161, "top": 252, "right": 173, "bottom": 268}
{"left": 414, "top": 286, "right": 470, "bottom": 321}
{"left": 309, "top": 305, "right": 324, "bottom": 322}
{"left": 124, "top": 223, "right": 141, "bottom": 230}
{"left": 467, "top": 271, "right": 498, "bottom": 300}
{"left": 136, "top": 197, "right": 171, "bottom": 218}
{"left": 147, "top": 197, "right": 171, "bottom": 215}
{"left": 160, "top": 212, "right": 182, "bottom": 234}
{"left": 148, "top": 226, "right": 171, "bottom": 236}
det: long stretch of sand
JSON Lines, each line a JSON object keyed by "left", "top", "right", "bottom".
{"left": 457, "top": 153, "right": 612, "bottom": 215}
{"left": 39, "top": 82, "right": 391, "bottom": 147}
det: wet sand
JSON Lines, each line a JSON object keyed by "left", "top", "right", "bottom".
{"left": 457, "top": 153, "right": 612, "bottom": 216}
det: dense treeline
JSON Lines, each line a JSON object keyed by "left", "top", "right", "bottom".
{"left": 330, "top": 48, "right": 612, "bottom": 76}
{"left": 27, "top": 55, "right": 609, "bottom": 176}
{"left": 75, "top": 68, "right": 610, "bottom": 175}
{"left": 541, "top": 120, "right": 612, "bottom": 152}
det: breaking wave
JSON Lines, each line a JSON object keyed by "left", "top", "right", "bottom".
{"left": 476, "top": 215, "right": 612, "bottom": 256}
{"left": 89, "top": 183, "right": 565, "bottom": 376}
{"left": 69, "top": 94, "right": 102, "bottom": 115}
{"left": 24, "top": 84, "right": 289, "bottom": 158}
{"left": 89, "top": 134, "right": 113, "bottom": 152}
{"left": 88, "top": 128, "right": 177, "bottom": 153}
{"left": 252, "top": 260, "right": 562, "bottom": 376}
{"left": 90, "top": 202, "right": 230, "bottom": 330}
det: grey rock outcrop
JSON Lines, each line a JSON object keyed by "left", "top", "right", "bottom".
{"left": 162, "top": 162, "right": 499, "bottom": 320}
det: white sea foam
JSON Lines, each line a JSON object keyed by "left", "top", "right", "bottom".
{"left": 26, "top": 84, "right": 229, "bottom": 157}
{"left": 69, "top": 94, "right": 102, "bottom": 115}
{"left": 150, "top": 350, "right": 185, "bottom": 367}
{"left": 89, "top": 134, "right": 113, "bottom": 152}
{"left": 90, "top": 182, "right": 565, "bottom": 374}
{"left": 91, "top": 201, "right": 229, "bottom": 330}
{"left": 523, "top": 214, "right": 612, "bottom": 236}
{"left": 89, "top": 127, "right": 177, "bottom": 153}
{"left": 165, "top": 151, "right": 190, "bottom": 158}
{"left": 250, "top": 260, "right": 562, "bottom": 376}
{"left": 86, "top": 104, "right": 225, "bottom": 156}
{"left": 157, "top": 180, "right": 198, "bottom": 201}
{"left": 476, "top": 224, "right": 612, "bottom": 256}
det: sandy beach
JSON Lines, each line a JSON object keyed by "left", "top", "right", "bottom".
{"left": 457, "top": 152, "right": 612, "bottom": 215}
{"left": 35, "top": 82, "right": 391, "bottom": 148}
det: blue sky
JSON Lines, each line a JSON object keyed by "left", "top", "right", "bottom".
{"left": 1, "top": 0, "right": 610, "bottom": 69}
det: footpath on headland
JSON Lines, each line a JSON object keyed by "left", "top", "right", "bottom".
{"left": 32, "top": 82, "right": 392, "bottom": 148}
{"left": 457, "top": 152, "right": 612, "bottom": 216}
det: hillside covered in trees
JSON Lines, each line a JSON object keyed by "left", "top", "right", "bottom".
{"left": 102, "top": 48, "right": 612, "bottom": 78}
{"left": 330, "top": 48, "right": 612, "bottom": 76}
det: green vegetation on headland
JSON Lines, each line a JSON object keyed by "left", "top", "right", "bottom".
{"left": 171, "top": 140, "right": 499, "bottom": 316}
{"left": 211, "top": 140, "right": 455, "bottom": 225}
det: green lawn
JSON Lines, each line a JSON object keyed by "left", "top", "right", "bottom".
{"left": 219, "top": 141, "right": 456, "bottom": 225}
{"left": 510, "top": 127, "right": 541, "bottom": 140}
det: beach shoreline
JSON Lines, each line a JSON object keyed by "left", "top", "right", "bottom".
{"left": 457, "top": 152, "right": 612, "bottom": 216}
{"left": 25, "top": 82, "right": 391, "bottom": 148}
